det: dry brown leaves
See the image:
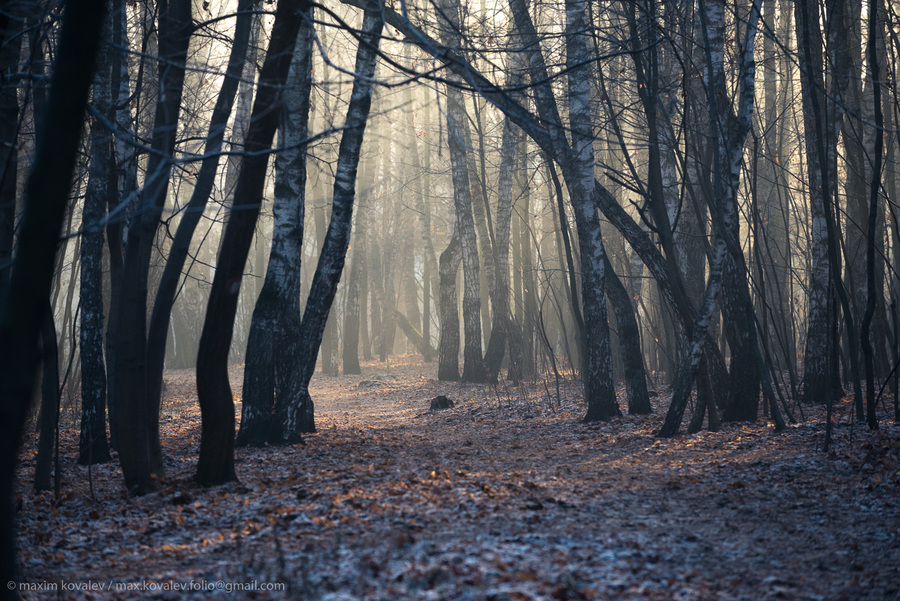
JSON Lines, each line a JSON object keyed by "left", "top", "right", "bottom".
{"left": 13, "top": 356, "right": 900, "bottom": 600}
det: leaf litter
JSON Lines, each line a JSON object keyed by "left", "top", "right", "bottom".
{"left": 14, "top": 355, "right": 900, "bottom": 600}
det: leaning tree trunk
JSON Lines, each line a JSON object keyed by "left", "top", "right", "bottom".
{"left": 145, "top": 0, "right": 255, "bottom": 452}
{"left": 195, "top": 0, "right": 306, "bottom": 485}
{"left": 0, "top": 0, "right": 104, "bottom": 590}
{"left": 237, "top": 13, "right": 313, "bottom": 447}
{"left": 275, "top": 4, "right": 384, "bottom": 440}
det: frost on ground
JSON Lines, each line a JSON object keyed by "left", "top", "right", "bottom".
{"left": 14, "top": 356, "right": 900, "bottom": 600}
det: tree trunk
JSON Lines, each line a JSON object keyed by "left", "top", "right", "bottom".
{"left": 34, "top": 308, "right": 60, "bottom": 491}
{"left": 860, "top": 0, "right": 883, "bottom": 429}
{"left": 237, "top": 10, "right": 313, "bottom": 447}
{"left": 111, "top": 0, "right": 192, "bottom": 492}
{"left": 0, "top": 0, "right": 105, "bottom": 588}
{"left": 196, "top": 0, "right": 306, "bottom": 484}
{"left": 146, "top": 0, "right": 255, "bottom": 449}
{"left": 483, "top": 120, "right": 517, "bottom": 382}
{"left": 446, "top": 85, "right": 486, "bottom": 383}
{"left": 394, "top": 309, "right": 436, "bottom": 358}
{"left": 79, "top": 23, "right": 113, "bottom": 465}
{"left": 0, "top": 4, "right": 20, "bottom": 304}
{"left": 276, "top": 4, "right": 383, "bottom": 438}
{"left": 438, "top": 232, "right": 462, "bottom": 381}
{"left": 563, "top": 0, "right": 619, "bottom": 421}
{"left": 437, "top": 0, "right": 486, "bottom": 383}
{"left": 603, "top": 252, "right": 652, "bottom": 414}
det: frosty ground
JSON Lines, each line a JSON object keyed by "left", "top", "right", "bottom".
{"left": 14, "top": 356, "right": 900, "bottom": 600}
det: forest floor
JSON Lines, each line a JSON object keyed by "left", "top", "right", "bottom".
{"left": 13, "top": 355, "right": 900, "bottom": 600}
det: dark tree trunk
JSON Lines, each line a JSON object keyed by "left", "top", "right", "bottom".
{"left": 438, "top": 232, "right": 462, "bottom": 381}
{"left": 196, "top": 0, "right": 307, "bottom": 484}
{"left": 603, "top": 252, "right": 652, "bottom": 414}
{"left": 111, "top": 0, "right": 192, "bottom": 492}
{"left": 237, "top": 12, "right": 313, "bottom": 447}
{"left": 0, "top": 5, "right": 19, "bottom": 304}
{"left": 146, "top": 0, "right": 255, "bottom": 448}
{"left": 0, "top": 0, "right": 105, "bottom": 589}
{"left": 78, "top": 29, "right": 113, "bottom": 465}
{"left": 861, "top": 0, "right": 883, "bottom": 429}
{"left": 34, "top": 307, "right": 60, "bottom": 491}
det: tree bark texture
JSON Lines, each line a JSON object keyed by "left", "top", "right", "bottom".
{"left": 79, "top": 24, "right": 114, "bottom": 465}
{"left": 438, "top": 232, "right": 462, "bottom": 381}
{"left": 276, "top": 4, "right": 384, "bottom": 438}
{"left": 237, "top": 12, "right": 314, "bottom": 447}
{"left": 111, "top": 0, "right": 192, "bottom": 493}
{"left": 196, "top": 0, "right": 307, "bottom": 484}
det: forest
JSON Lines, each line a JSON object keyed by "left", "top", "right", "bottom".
{"left": 1, "top": 0, "right": 899, "bottom": 597}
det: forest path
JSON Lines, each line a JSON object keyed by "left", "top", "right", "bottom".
{"left": 14, "top": 355, "right": 900, "bottom": 600}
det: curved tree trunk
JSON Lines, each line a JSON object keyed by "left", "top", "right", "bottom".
{"left": 196, "top": 0, "right": 306, "bottom": 484}
{"left": 237, "top": 13, "right": 313, "bottom": 447}
{"left": 145, "top": 0, "right": 255, "bottom": 453}
{"left": 276, "top": 5, "right": 384, "bottom": 439}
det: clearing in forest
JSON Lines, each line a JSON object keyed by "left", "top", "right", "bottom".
{"left": 14, "top": 356, "right": 900, "bottom": 600}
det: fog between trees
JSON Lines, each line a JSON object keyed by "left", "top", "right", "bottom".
{"left": 2, "top": 0, "right": 900, "bottom": 593}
